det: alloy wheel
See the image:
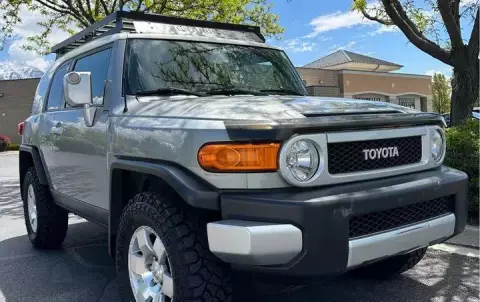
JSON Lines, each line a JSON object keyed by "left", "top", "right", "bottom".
{"left": 128, "top": 226, "right": 173, "bottom": 302}
{"left": 27, "top": 184, "right": 37, "bottom": 232}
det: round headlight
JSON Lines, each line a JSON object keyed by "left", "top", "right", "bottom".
{"left": 285, "top": 139, "right": 319, "bottom": 182}
{"left": 431, "top": 129, "right": 444, "bottom": 162}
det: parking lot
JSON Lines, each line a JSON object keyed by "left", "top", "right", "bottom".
{"left": 0, "top": 151, "right": 479, "bottom": 301}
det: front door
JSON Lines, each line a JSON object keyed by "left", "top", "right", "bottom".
{"left": 52, "top": 47, "right": 112, "bottom": 212}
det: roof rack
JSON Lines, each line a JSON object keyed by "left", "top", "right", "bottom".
{"left": 51, "top": 11, "right": 265, "bottom": 56}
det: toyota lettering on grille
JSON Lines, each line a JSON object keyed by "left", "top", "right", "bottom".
{"left": 362, "top": 147, "right": 399, "bottom": 160}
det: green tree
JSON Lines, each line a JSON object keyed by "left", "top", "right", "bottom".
{"left": 432, "top": 72, "right": 451, "bottom": 114}
{"left": 353, "top": 0, "right": 478, "bottom": 126}
{"left": 0, "top": 0, "right": 283, "bottom": 54}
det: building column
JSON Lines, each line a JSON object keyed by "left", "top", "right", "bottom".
{"left": 389, "top": 96, "right": 398, "bottom": 105}
{"left": 414, "top": 97, "right": 421, "bottom": 111}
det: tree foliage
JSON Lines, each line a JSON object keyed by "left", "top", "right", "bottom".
{"left": 353, "top": 0, "right": 479, "bottom": 125}
{"left": 431, "top": 72, "right": 451, "bottom": 113}
{"left": 0, "top": 0, "right": 283, "bottom": 54}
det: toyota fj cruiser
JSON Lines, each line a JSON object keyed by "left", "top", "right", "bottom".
{"left": 19, "top": 11, "right": 468, "bottom": 302}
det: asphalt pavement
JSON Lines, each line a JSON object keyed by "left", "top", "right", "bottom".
{"left": 0, "top": 151, "right": 478, "bottom": 301}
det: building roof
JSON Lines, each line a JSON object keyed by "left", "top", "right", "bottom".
{"left": 304, "top": 50, "right": 403, "bottom": 69}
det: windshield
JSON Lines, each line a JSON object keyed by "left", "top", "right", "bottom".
{"left": 125, "top": 39, "right": 307, "bottom": 96}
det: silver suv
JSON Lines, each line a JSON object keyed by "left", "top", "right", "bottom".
{"left": 19, "top": 11, "right": 468, "bottom": 302}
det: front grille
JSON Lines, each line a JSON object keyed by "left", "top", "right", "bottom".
{"left": 349, "top": 196, "right": 454, "bottom": 238}
{"left": 328, "top": 136, "right": 422, "bottom": 174}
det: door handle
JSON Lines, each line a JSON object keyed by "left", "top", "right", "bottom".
{"left": 50, "top": 125, "right": 64, "bottom": 136}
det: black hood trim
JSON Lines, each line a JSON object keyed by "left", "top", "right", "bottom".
{"left": 224, "top": 112, "right": 445, "bottom": 141}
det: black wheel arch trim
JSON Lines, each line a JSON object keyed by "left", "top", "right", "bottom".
{"left": 108, "top": 158, "right": 220, "bottom": 256}
{"left": 19, "top": 144, "right": 49, "bottom": 186}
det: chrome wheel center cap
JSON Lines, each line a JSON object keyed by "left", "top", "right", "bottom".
{"left": 151, "top": 261, "right": 164, "bottom": 284}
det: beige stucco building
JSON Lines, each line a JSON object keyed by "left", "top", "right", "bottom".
{"left": 0, "top": 78, "right": 39, "bottom": 144}
{"left": 296, "top": 50, "right": 433, "bottom": 112}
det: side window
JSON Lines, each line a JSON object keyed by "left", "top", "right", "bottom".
{"left": 46, "top": 64, "right": 69, "bottom": 111}
{"left": 73, "top": 48, "right": 112, "bottom": 105}
{"left": 31, "top": 74, "right": 51, "bottom": 114}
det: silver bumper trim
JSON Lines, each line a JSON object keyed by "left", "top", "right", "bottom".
{"left": 348, "top": 214, "right": 455, "bottom": 268}
{"left": 207, "top": 220, "right": 302, "bottom": 266}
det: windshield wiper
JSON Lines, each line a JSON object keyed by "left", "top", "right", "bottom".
{"left": 205, "top": 88, "right": 267, "bottom": 96}
{"left": 135, "top": 88, "right": 204, "bottom": 97}
{"left": 260, "top": 89, "right": 305, "bottom": 96}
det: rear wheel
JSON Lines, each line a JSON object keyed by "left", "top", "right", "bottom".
{"left": 353, "top": 248, "right": 427, "bottom": 279}
{"left": 22, "top": 167, "right": 68, "bottom": 249}
{"left": 116, "top": 192, "right": 232, "bottom": 302}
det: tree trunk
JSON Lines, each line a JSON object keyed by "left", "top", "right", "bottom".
{"left": 450, "top": 64, "right": 479, "bottom": 126}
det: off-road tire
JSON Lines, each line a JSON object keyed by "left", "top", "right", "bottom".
{"left": 116, "top": 192, "right": 233, "bottom": 302}
{"left": 353, "top": 247, "right": 427, "bottom": 279}
{"left": 22, "top": 167, "right": 68, "bottom": 248}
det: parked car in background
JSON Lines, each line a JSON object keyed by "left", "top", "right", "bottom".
{"left": 442, "top": 112, "right": 479, "bottom": 127}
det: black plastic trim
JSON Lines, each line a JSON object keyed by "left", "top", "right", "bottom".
{"left": 224, "top": 112, "right": 446, "bottom": 141}
{"left": 219, "top": 166, "right": 468, "bottom": 277}
{"left": 110, "top": 158, "right": 220, "bottom": 210}
{"left": 51, "top": 189, "right": 108, "bottom": 226}
{"left": 19, "top": 145, "right": 48, "bottom": 185}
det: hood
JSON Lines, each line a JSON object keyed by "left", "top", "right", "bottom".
{"left": 129, "top": 95, "right": 418, "bottom": 120}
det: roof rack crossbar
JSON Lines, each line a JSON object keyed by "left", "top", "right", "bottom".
{"left": 51, "top": 11, "right": 265, "bottom": 56}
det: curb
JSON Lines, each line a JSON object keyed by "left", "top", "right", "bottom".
{"left": 446, "top": 225, "right": 479, "bottom": 249}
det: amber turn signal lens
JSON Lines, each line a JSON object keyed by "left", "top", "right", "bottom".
{"left": 198, "top": 143, "right": 280, "bottom": 172}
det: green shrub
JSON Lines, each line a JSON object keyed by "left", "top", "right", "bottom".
{"left": 7, "top": 143, "right": 20, "bottom": 151}
{"left": 444, "top": 119, "right": 479, "bottom": 218}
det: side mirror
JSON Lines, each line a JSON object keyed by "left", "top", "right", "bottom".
{"left": 64, "top": 72, "right": 93, "bottom": 107}
{"left": 63, "top": 72, "right": 96, "bottom": 127}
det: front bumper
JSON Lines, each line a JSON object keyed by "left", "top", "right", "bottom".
{"left": 207, "top": 166, "right": 468, "bottom": 277}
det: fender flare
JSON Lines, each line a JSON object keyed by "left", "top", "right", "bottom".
{"left": 108, "top": 158, "right": 220, "bottom": 255}
{"left": 19, "top": 145, "right": 49, "bottom": 186}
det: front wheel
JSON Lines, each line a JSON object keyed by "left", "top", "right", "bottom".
{"left": 116, "top": 192, "right": 232, "bottom": 302}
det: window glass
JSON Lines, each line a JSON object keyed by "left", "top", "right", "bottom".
{"left": 46, "top": 64, "right": 69, "bottom": 111}
{"left": 31, "top": 74, "right": 51, "bottom": 114}
{"left": 125, "top": 39, "right": 307, "bottom": 96}
{"left": 398, "top": 97, "right": 416, "bottom": 109}
{"left": 74, "top": 48, "right": 112, "bottom": 105}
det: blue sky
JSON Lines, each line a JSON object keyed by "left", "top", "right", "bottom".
{"left": 0, "top": 0, "right": 476, "bottom": 76}
{"left": 267, "top": 0, "right": 469, "bottom": 76}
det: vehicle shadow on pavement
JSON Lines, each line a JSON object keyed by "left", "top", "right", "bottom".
{"left": 0, "top": 179, "right": 24, "bottom": 219}
{"left": 0, "top": 220, "right": 478, "bottom": 302}
{"left": 236, "top": 250, "right": 479, "bottom": 302}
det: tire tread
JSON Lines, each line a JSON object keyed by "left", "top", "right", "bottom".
{"left": 23, "top": 167, "right": 68, "bottom": 249}
{"left": 116, "top": 192, "right": 232, "bottom": 302}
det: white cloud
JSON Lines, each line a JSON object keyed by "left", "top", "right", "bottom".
{"left": 7, "top": 39, "right": 53, "bottom": 71}
{"left": 367, "top": 25, "right": 400, "bottom": 36}
{"left": 1, "top": 6, "right": 72, "bottom": 72}
{"left": 305, "top": 10, "right": 375, "bottom": 38}
{"left": 283, "top": 38, "right": 317, "bottom": 52}
{"left": 329, "top": 41, "right": 357, "bottom": 52}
